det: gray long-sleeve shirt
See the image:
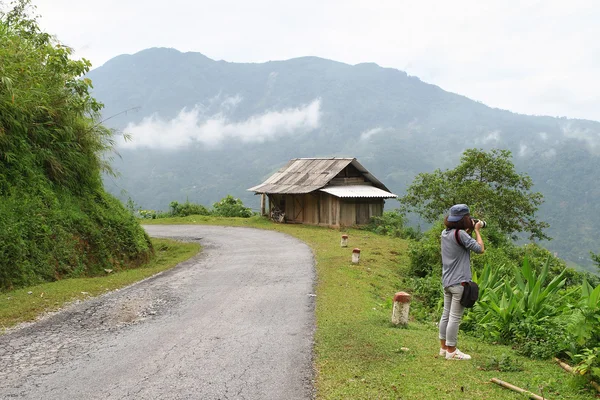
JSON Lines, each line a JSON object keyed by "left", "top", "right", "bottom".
{"left": 440, "top": 229, "right": 483, "bottom": 288}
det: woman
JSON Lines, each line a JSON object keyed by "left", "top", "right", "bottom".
{"left": 439, "top": 204, "right": 485, "bottom": 360}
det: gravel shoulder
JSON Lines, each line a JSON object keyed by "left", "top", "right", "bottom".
{"left": 0, "top": 225, "right": 316, "bottom": 400}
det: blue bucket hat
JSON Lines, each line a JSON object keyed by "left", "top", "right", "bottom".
{"left": 447, "top": 204, "right": 470, "bottom": 222}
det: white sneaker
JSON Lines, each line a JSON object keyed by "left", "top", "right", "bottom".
{"left": 439, "top": 348, "right": 446, "bottom": 357}
{"left": 445, "top": 349, "right": 471, "bottom": 360}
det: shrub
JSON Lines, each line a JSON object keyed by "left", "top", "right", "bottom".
{"left": 364, "top": 210, "right": 422, "bottom": 239}
{"left": 402, "top": 275, "right": 443, "bottom": 322}
{"left": 212, "top": 195, "right": 253, "bottom": 218}
{"left": 407, "top": 222, "right": 444, "bottom": 278}
{"left": 169, "top": 200, "right": 211, "bottom": 217}
{"left": 571, "top": 347, "right": 600, "bottom": 382}
{"left": 463, "top": 258, "right": 568, "bottom": 345}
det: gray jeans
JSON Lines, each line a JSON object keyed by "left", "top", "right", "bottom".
{"left": 438, "top": 284, "right": 465, "bottom": 347}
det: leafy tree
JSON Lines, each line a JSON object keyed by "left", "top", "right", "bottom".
{"left": 591, "top": 251, "right": 600, "bottom": 271}
{"left": 212, "top": 195, "right": 253, "bottom": 218}
{"left": 400, "top": 148, "right": 549, "bottom": 241}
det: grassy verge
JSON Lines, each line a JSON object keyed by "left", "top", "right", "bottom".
{"left": 0, "top": 238, "right": 200, "bottom": 332}
{"left": 144, "top": 216, "right": 596, "bottom": 399}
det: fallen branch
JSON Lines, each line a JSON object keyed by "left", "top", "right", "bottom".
{"left": 491, "top": 378, "right": 545, "bottom": 400}
{"left": 554, "top": 358, "right": 600, "bottom": 393}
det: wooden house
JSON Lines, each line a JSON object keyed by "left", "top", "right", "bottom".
{"left": 248, "top": 158, "right": 396, "bottom": 227}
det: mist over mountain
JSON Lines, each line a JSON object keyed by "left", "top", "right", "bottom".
{"left": 88, "top": 47, "right": 600, "bottom": 270}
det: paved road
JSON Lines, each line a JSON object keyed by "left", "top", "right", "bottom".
{"left": 0, "top": 225, "right": 316, "bottom": 399}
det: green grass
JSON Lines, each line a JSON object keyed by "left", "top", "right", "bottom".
{"left": 0, "top": 238, "right": 200, "bottom": 332}
{"left": 144, "top": 215, "right": 598, "bottom": 399}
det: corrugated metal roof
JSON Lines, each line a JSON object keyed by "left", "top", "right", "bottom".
{"left": 319, "top": 185, "right": 397, "bottom": 198}
{"left": 247, "top": 157, "right": 393, "bottom": 194}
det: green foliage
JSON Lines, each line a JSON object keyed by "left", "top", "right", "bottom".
{"left": 591, "top": 251, "right": 600, "bottom": 271}
{"left": 0, "top": 188, "right": 152, "bottom": 289}
{"left": 460, "top": 256, "right": 600, "bottom": 370}
{"left": 566, "top": 280, "right": 600, "bottom": 355}
{"left": 212, "top": 195, "right": 253, "bottom": 218}
{"left": 138, "top": 209, "right": 171, "bottom": 219}
{"left": 364, "top": 210, "right": 422, "bottom": 239}
{"left": 400, "top": 148, "right": 549, "bottom": 241}
{"left": 402, "top": 275, "right": 442, "bottom": 322}
{"left": 571, "top": 347, "right": 600, "bottom": 382}
{"left": 407, "top": 221, "right": 444, "bottom": 278}
{"left": 464, "top": 257, "right": 568, "bottom": 347}
{"left": 169, "top": 200, "right": 210, "bottom": 217}
{"left": 0, "top": 1, "right": 152, "bottom": 290}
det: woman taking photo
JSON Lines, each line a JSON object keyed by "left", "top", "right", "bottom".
{"left": 439, "top": 204, "right": 485, "bottom": 360}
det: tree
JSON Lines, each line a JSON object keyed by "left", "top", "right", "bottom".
{"left": 591, "top": 252, "right": 600, "bottom": 271}
{"left": 213, "top": 195, "right": 253, "bottom": 218}
{"left": 400, "top": 148, "right": 549, "bottom": 241}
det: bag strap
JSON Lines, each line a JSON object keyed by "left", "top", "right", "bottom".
{"left": 454, "top": 229, "right": 464, "bottom": 248}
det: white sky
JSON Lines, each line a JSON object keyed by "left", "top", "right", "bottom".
{"left": 27, "top": 0, "right": 600, "bottom": 122}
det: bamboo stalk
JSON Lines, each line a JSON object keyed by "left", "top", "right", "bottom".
{"left": 555, "top": 357, "right": 574, "bottom": 373}
{"left": 554, "top": 358, "right": 600, "bottom": 393}
{"left": 491, "top": 378, "right": 545, "bottom": 400}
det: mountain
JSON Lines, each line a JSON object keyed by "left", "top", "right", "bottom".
{"left": 88, "top": 47, "right": 600, "bottom": 270}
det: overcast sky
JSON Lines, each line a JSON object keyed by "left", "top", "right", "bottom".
{"left": 27, "top": 0, "right": 600, "bottom": 123}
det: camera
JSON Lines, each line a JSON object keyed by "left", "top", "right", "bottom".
{"left": 472, "top": 218, "right": 487, "bottom": 228}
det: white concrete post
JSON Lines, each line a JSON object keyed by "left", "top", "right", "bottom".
{"left": 341, "top": 234, "right": 348, "bottom": 247}
{"left": 391, "top": 292, "right": 411, "bottom": 326}
{"left": 351, "top": 248, "right": 360, "bottom": 263}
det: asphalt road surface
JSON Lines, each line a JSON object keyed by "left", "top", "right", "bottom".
{"left": 0, "top": 225, "right": 316, "bottom": 399}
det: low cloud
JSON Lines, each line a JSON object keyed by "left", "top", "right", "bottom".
{"left": 121, "top": 98, "right": 321, "bottom": 149}
{"left": 359, "top": 127, "right": 384, "bottom": 140}
{"left": 480, "top": 130, "right": 501, "bottom": 144}
{"left": 561, "top": 123, "right": 600, "bottom": 149}
{"left": 519, "top": 143, "right": 529, "bottom": 157}
{"left": 543, "top": 148, "right": 557, "bottom": 158}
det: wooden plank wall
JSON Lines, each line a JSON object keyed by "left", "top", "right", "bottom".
{"left": 269, "top": 193, "right": 383, "bottom": 227}
{"left": 303, "top": 193, "right": 319, "bottom": 224}
{"left": 340, "top": 202, "right": 356, "bottom": 226}
{"left": 340, "top": 198, "right": 385, "bottom": 226}
{"left": 332, "top": 197, "right": 340, "bottom": 226}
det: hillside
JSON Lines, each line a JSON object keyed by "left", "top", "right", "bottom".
{"left": 88, "top": 47, "right": 600, "bottom": 269}
{"left": 0, "top": 6, "right": 153, "bottom": 290}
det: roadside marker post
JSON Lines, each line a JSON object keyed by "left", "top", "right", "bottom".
{"left": 351, "top": 248, "right": 360, "bottom": 263}
{"left": 341, "top": 234, "right": 348, "bottom": 247}
{"left": 392, "top": 292, "right": 411, "bottom": 326}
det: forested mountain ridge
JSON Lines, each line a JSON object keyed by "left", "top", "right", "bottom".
{"left": 88, "top": 47, "right": 600, "bottom": 270}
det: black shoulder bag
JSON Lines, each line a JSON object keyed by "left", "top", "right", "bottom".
{"left": 454, "top": 229, "right": 479, "bottom": 308}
